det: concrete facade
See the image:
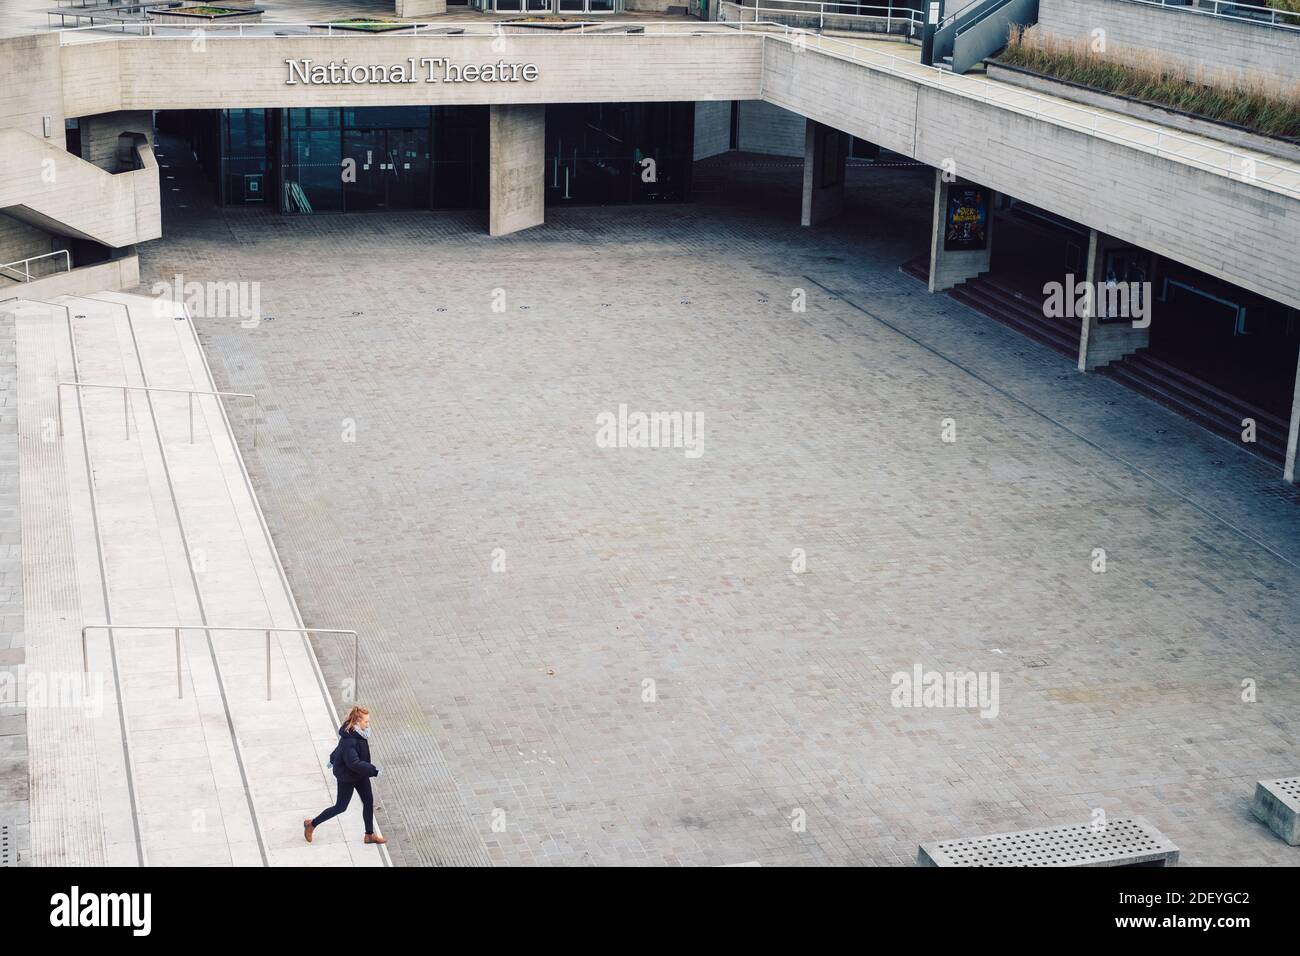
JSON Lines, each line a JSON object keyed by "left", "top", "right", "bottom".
{"left": 693, "top": 99, "right": 732, "bottom": 161}
{"left": 758, "top": 36, "right": 1300, "bottom": 312}
{"left": 0, "top": 256, "right": 140, "bottom": 305}
{"left": 0, "top": 216, "right": 59, "bottom": 275}
{"left": 801, "top": 119, "right": 847, "bottom": 227}
{"left": 0, "top": 29, "right": 1293, "bottom": 308}
{"left": 1075, "top": 230, "right": 1151, "bottom": 372}
{"left": 0, "top": 34, "right": 66, "bottom": 146}
{"left": 928, "top": 171, "right": 994, "bottom": 292}
{"left": 0, "top": 128, "right": 160, "bottom": 250}
{"left": 489, "top": 104, "right": 545, "bottom": 238}
{"left": 736, "top": 100, "right": 805, "bottom": 157}
{"left": 395, "top": 0, "right": 447, "bottom": 14}
{"left": 56, "top": 35, "right": 763, "bottom": 115}
{"left": 1037, "top": 0, "right": 1300, "bottom": 92}
{"left": 77, "top": 111, "right": 155, "bottom": 173}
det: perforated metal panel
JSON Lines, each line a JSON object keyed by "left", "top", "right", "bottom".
{"left": 0, "top": 825, "right": 11, "bottom": 866}
{"left": 919, "top": 818, "right": 1179, "bottom": 867}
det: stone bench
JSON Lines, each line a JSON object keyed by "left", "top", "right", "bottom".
{"left": 918, "top": 818, "right": 1180, "bottom": 867}
{"left": 1250, "top": 777, "right": 1300, "bottom": 846}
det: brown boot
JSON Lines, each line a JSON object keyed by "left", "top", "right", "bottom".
{"left": 364, "top": 833, "right": 387, "bottom": 845}
{"left": 303, "top": 819, "right": 315, "bottom": 843}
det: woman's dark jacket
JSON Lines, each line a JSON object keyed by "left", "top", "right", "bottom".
{"left": 330, "top": 725, "right": 379, "bottom": 784}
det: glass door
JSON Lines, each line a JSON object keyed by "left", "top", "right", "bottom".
{"left": 386, "top": 127, "right": 430, "bottom": 210}
{"left": 343, "top": 127, "right": 385, "bottom": 211}
{"left": 343, "top": 128, "right": 430, "bottom": 211}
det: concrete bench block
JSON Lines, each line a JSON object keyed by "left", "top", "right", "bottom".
{"left": 1251, "top": 778, "right": 1300, "bottom": 846}
{"left": 918, "top": 818, "right": 1179, "bottom": 867}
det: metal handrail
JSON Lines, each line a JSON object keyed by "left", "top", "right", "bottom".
{"left": 56, "top": 379, "right": 258, "bottom": 444}
{"left": 725, "top": 0, "right": 923, "bottom": 34}
{"left": 0, "top": 249, "right": 71, "bottom": 283}
{"left": 1122, "top": 0, "right": 1300, "bottom": 31}
{"left": 749, "top": 21, "right": 1300, "bottom": 199}
{"left": 55, "top": 19, "right": 760, "bottom": 39}
{"left": 81, "top": 624, "right": 360, "bottom": 702}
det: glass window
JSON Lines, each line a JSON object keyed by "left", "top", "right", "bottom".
{"left": 283, "top": 126, "right": 343, "bottom": 212}
{"left": 223, "top": 109, "right": 270, "bottom": 204}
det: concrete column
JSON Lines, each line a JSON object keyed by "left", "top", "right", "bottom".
{"left": 78, "top": 110, "right": 153, "bottom": 172}
{"left": 800, "top": 119, "right": 847, "bottom": 228}
{"left": 394, "top": 0, "right": 445, "bottom": 15}
{"left": 489, "top": 104, "right": 545, "bottom": 238}
{"left": 1284, "top": 355, "right": 1300, "bottom": 483}
{"left": 927, "top": 171, "right": 994, "bottom": 293}
{"left": 1075, "top": 229, "right": 1152, "bottom": 372}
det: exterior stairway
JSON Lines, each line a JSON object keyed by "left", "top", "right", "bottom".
{"left": 902, "top": 255, "right": 1290, "bottom": 466}
{"left": 901, "top": 255, "right": 1080, "bottom": 359}
{"left": 0, "top": 128, "right": 160, "bottom": 250}
{"left": 3, "top": 291, "right": 385, "bottom": 866}
{"left": 1098, "top": 348, "right": 1290, "bottom": 465}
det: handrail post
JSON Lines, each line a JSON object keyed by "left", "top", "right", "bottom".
{"left": 353, "top": 632, "right": 359, "bottom": 703}
{"left": 266, "top": 630, "right": 272, "bottom": 701}
{"left": 175, "top": 627, "right": 182, "bottom": 698}
{"left": 57, "top": 385, "right": 64, "bottom": 437}
{"left": 81, "top": 626, "right": 89, "bottom": 674}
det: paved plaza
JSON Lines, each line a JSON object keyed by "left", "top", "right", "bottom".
{"left": 133, "top": 151, "right": 1300, "bottom": 866}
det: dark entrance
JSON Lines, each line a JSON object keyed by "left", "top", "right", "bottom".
{"left": 342, "top": 127, "right": 431, "bottom": 211}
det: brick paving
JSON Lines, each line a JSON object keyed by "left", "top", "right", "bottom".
{"left": 0, "top": 308, "right": 28, "bottom": 867}
{"left": 135, "top": 149, "right": 1300, "bottom": 866}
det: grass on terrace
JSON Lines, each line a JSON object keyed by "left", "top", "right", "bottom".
{"left": 996, "top": 29, "right": 1300, "bottom": 141}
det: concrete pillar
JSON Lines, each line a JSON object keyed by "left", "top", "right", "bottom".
{"left": 801, "top": 119, "right": 847, "bottom": 228}
{"left": 927, "top": 171, "right": 994, "bottom": 293}
{"left": 1284, "top": 355, "right": 1300, "bottom": 483}
{"left": 1075, "top": 229, "right": 1152, "bottom": 372}
{"left": 78, "top": 110, "right": 153, "bottom": 172}
{"left": 489, "top": 104, "right": 545, "bottom": 238}
{"left": 394, "top": 0, "right": 445, "bottom": 15}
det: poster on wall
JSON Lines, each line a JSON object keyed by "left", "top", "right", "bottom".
{"left": 943, "top": 185, "right": 989, "bottom": 251}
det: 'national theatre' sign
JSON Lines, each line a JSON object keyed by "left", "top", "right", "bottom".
{"left": 286, "top": 58, "right": 540, "bottom": 86}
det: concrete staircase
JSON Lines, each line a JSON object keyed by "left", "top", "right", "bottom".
{"left": 1098, "top": 348, "right": 1290, "bottom": 465}
{"left": 4, "top": 291, "right": 385, "bottom": 866}
{"left": 0, "top": 129, "right": 160, "bottom": 250}
{"left": 901, "top": 255, "right": 1081, "bottom": 358}
{"left": 902, "top": 255, "right": 1289, "bottom": 465}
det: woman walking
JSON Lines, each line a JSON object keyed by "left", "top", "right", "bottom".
{"left": 304, "top": 705, "right": 387, "bottom": 845}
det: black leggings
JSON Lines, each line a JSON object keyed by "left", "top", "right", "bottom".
{"left": 312, "top": 778, "right": 375, "bottom": 835}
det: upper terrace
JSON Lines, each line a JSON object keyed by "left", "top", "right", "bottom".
{"left": 5, "top": 15, "right": 1292, "bottom": 311}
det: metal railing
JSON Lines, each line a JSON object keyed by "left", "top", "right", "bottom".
{"left": 56, "top": 379, "right": 258, "bottom": 444}
{"left": 749, "top": 21, "right": 1300, "bottom": 199}
{"left": 1123, "top": 0, "right": 1300, "bottom": 31}
{"left": 55, "top": 19, "right": 750, "bottom": 39}
{"left": 81, "top": 624, "right": 360, "bottom": 702}
{"left": 0, "top": 249, "right": 71, "bottom": 284}
{"left": 722, "top": 1, "right": 923, "bottom": 35}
